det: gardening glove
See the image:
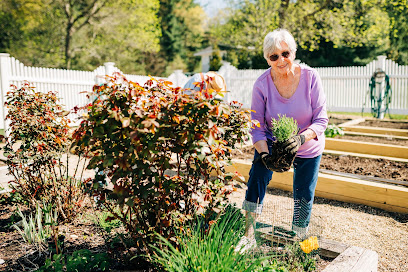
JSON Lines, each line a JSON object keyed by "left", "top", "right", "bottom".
{"left": 282, "top": 134, "right": 306, "bottom": 155}
{"left": 259, "top": 151, "right": 289, "bottom": 172}
{"left": 260, "top": 151, "right": 291, "bottom": 172}
{"left": 259, "top": 151, "right": 278, "bottom": 171}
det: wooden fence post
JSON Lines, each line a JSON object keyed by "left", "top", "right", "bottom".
{"left": 168, "top": 70, "right": 188, "bottom": 87}
{"left": 218, "top": 62, "right": 238, "bottom": 104}
{"left": 0, "top": 53, "right": 11, "bottom": 137}
{"left": 104, "top": 62, "right": 115, "bottom": 77}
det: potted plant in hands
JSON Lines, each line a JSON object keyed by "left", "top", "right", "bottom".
{"left": 262, "top": 114, "right": 305, "bottom": 172}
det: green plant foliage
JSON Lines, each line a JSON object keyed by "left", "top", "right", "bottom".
{"left": 91, "top": 210, "right": 123, "bottom": 234}
{"left": 3, "top": 83, "right": 86, "bottom": 221}
{"left": 269, "top": 243, "right": 318, "bottom": 272}
{"left": 0, "top": 0, "right": 161, "bottom": 73}
{"left": 71, "top": 74, "right": 255, "bottom": 254}
{"left": 151, "top": 205, "right": 272, "bottom": 272}
{"left": 324, "top": 124, "right": 345, "bottom": 138}
{"left": 270, "top": 114, "right": 299, "bottom": 142}
{"left": 13, "top": 203, "right": 57, "bottom": 248}
{"left": 35, "top": 249, "right": 110, "bottom": 272}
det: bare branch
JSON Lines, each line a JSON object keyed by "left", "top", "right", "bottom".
{"left": 75, "top": 0, "right": 109, "bottom": 32}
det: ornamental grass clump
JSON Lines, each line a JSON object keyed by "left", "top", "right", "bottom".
{"left": 13, "top": 203, "right": 58, "bottom": 250}
{"left": 71, "top": 73, "right": 255, "bottom": 254}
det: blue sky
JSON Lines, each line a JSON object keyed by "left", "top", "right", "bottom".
{"left": 195, "top": 0, "right": 228, "bottom": 17}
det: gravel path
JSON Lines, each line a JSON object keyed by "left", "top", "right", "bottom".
{"left": 228, "top": 183, "right": 408, "bottom": 272}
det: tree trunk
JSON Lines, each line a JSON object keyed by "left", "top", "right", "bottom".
{"left": 278, "top": 0, "right": 290, "bottom": 28}
{"left": 65, "top": 24, "right": 73, "bottom": 69}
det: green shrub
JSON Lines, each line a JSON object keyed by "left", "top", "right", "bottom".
{"left": 324, "top": 124, "right": 345, "bottom": 138}
{"left": 271, "top": 114, "right": 299, "bottom": 142}
{"left": 71, "top": 74, "right": 255, "bottom": 253}
{"left": 3, "top": 83, "right": 86, "bottom": 221}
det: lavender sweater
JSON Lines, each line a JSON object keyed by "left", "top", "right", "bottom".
{"left": 251, "top": 65, "right": 328, "bottom": 158}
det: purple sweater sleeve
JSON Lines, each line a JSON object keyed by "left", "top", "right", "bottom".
{"left": 250, "top": 66, "right": 328, "bottom": 158}
{"left": 250, "top": 81, "right": 269, "bottom": 143}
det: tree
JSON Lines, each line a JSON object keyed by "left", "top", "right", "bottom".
{"left": 74, "top": 0, "right": 161, "bottom": 73}
{"left": 385, "top": 0, "right": 408, "bottom": 64}
{"left": 0, "top": 0, "right": 66, "bottom": 67}
{"left": 0, "top": 0, "right": 161, "bottom": 73}
{"left": 209, "top": 47, "right": 222, "bottom": 71}
{"left": 209, "top": 0, "right": 391, "bottom": 67}
{"left": 57, "top": 0, "right": 111, "bottom": 69}
{"left": 158, "top": 0, "right": 205, "bottom": 74}
{"left": 208, "top": 0, "right": 279, "bottom": 54}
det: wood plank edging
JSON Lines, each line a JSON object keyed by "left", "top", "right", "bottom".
{"left": 322, "top": 246, "right": 378, "bottom": 272}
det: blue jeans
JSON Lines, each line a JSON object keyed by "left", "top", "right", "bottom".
{"left": 242, "top": 139, "right": 321, "bottom": 229}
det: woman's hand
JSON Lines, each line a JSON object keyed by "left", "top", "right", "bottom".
{"left": 282, "top": 134, "right": 305, "bottom": 155}
{"left": 259, "top": 152, "right": 278, "bottom": 171}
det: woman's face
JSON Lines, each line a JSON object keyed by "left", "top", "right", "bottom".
{"left": 267, "top": 41, "right": 295, "bottom": 76}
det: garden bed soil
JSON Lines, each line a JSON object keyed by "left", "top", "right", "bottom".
{"left": 357, "top": 119, "right": 408, "bottom": 130}
{"left": 0, "top": 201, "right": 153, "bottom": 272}
{"left": 336, "top": 134, "right": 408, "bottom": 146}
{"left": 328, "top": 115, "right": 408, "bottom": 130}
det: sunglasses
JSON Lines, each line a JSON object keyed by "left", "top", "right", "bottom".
{"left": 269, "top": 51, "right": 290, "bottom": 61}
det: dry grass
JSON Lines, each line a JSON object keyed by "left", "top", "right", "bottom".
{"left": 228, "top": 183, "right": 408, "bottom": 272}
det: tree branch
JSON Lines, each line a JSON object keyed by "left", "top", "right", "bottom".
{"left": 278, "top": 0, "right": 290, "bottom": 27}
{"left": 303, "top": 0, "right": 332, "bottom": 20}
{"left": 72, "top": 0, "right": 109, "bottom": 29}
{"left": 75, "top": 1, "right": 108, "bottom": 32}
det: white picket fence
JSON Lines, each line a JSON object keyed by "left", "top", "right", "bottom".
{"left": 0, "top": 54, "right": 189, "bottom": 130}
{"left": 1, "top": 53, "right": 407, "bottom": 132}
{"left": 219, "top": 56, "right": 408, "bottom": 115}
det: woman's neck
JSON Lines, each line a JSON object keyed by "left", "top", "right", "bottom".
{"left": 271, "top": 64, "right": 298, "bottom": 81}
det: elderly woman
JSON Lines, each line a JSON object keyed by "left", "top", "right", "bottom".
{"left": 236, "top": 29, "right": 328, "bottom": 253}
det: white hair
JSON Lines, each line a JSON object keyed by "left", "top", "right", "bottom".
{"left": 263, "top": 29, "right": 297, "bottom": 61}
